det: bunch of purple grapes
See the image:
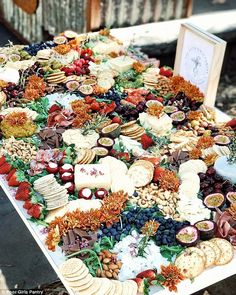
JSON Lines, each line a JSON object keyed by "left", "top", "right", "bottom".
{"left": 199, "top": 167, "right": 235, "bottom": 197}
{"left": 166, "top": 92, "right": 201, "bottom": 112}
{"left": 115, "top": 101, "right": 146, "bottom": 120}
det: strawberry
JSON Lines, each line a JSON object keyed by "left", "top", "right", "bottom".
{"left": 153, "top": 167, "right": 165, "bottom": 182}
{"left": 8, "top": 171, "right": 26, "bottom": 187}
{"left": 0, "top": 162, "right": 12, "bottom": 174}
{"left": 90, "top": 101, "right": 100, "bottom": 111}
{"left": 137, "top": 269, "right": 157, "bottom": 282}
{"left": 159, "top": 66, "right": 173, "bottom": 77}
{"left": 131, "top": 278, "right": 144, "bottom": 293}
{"left": 48, "top": 104, "right": 62, "bottom": 114}
{"left": 27, "top": 204, "right": 43, "bottom": 219}
{"left": 15, "top": 188, "right": 30, "bottom": 201}
{"left": 0, "top": 155, "right": 6, "bottom": 166}
{"left": 117, "top": 152, "right": 130, "bottom": 161}
{"left": 112, "top": 116, "right": 122, "bottom": 125}
{"left": 110, "top": 149, "right": 117, "bottom": 156}
{"left": 6, "top": 168, "right": 16, "bottom": 181}
{"left": 226, "top": 118, "right": 236, "bottom": 128}
{"left": 23, "top": 200, "right": 33, "bottom": 210}
{"left": 84, "top": 96, "right": 95, "bottom": 104}
{"left": 17, "top": 181, "right": 31, "bottom": 192}
{"left": 141, "top": 133, "right": 154, "bottom": 150}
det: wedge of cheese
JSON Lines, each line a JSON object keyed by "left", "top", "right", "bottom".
{"left": 75, "top": 164, "right": 111, "bottom": 190}
{"left": 109, "top": 56, "right": 135, "bottom": 73}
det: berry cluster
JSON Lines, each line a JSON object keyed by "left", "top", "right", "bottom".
{"left": 23, "top": 41, "right": 56, "bottom": 56}
{"left": 99, "top": 88, "right": 126, "bottom": 106}
{"left": 98, "top": 207, "right": 189, "bottom": 246}
{"left": 115, "top": 101, "right": 146, "bottom": 120}
{"left": 166, "top": 92, "right": 201, "bottom": 113}
{"left": 61, "top": 58, "right": 91, "bottom": 76}
{"left": 199, "top": 167, "right": 235, "bottom": 197}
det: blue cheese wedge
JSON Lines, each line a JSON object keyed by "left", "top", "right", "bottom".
{"left": 75, "top": 164, "right": 111, "bottom": 190}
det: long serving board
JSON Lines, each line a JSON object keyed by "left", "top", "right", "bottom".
{"left": 0, "top": 109, "right": 235, "bottom": 295}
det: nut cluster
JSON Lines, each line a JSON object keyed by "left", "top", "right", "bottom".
{"left": 185, "top": 112, "right": 215, "bottom": 136}
{"left": 97, "top": 250, "right": 122, "bottom": 280}
{"left": 130, "top": 183, "right": 180, "bottom": 219}
{"left": 0, "top": 137, "right": 37, "bottom": 162}
{"left": 156, "top": 75, "right": 172, "bottom": 96}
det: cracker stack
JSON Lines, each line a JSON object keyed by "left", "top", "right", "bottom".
{"left": 46, "top": 70, "right": 66, "bottom": 85}
{"left": 76, "top": 148, "right": 96, "bottom": 164}
{"left": 59, "top": 258, "right": 138, "bottom": 295}
{"left": 121, "top": 121, "right": 145, "bottom": 141}
{"left": 128, "top": 160, "right": 154, "bottom": 188}
{"left": 33, "top": 174, "right": 68, "bottom": 210}
{"left": 175, "top": 238, "right": 234, "bottom": 279}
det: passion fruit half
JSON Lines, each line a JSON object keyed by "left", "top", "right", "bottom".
{"left": 170, "top": 111, "right": 186, "bottom": 124}
{"left": 78, "top": 85, "right": 93, "bottom": 96}
{"left": 53, "top": 36, "right": 67, "bottom": 44}
{"left": 97, "top": 137, "right": 114, "bottom": 150}
{"left": 194, "top": 220, "right": 216, "bottom": 240}
{"left": 66, "top": 80, "right": 80, "bottom": 91}
{"left": 226, "top": 192, "right": 236, "bottom": 205}
{"left": 214, "top": 135, "right": 231, "bottom": 146}
{"left": 176, "top": 225, "right": 199, "bottom": 247}
{"left": 101, "top": 123, "right": 121, "bottom": 138}
{"left": 164, "top": 105, "right": 178, "bottom": 114}
{"left": 203, "top": 193, "right": 225, "bottom": 210}
{"left": 91, "top": 146, "right": 109, "bottom": 157}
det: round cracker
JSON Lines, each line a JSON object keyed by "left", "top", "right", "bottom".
{"left": 87, "top": 149, "right": 96, "bottom": 164}
{"left": 96, "top": 278, "right": 112, "bottom": 295}
{"left": 59, "top": 258, "right": 84, "bottom": 277}
{"left": 65, "top": 267, "right": 89, "bottom": 281}
{"left": 211, "top": 238, "right": 234, "bottom": 265}
{"left": 80, "top": 149, "right": 91, "bottom": 164}
{"left": 68, "top": 273, "right": 93, "bottom": 288}
{"left": 197, "top": 242, "right": 216, "bottom": 268}
{"left": 121, "top": 281, "right": 131, "bottom": 295}
{"left": 175, "top": 249, "right": 205, "bottom": 279}
{"left": 76, "top": 277, "right": 101, "bottom": 295}
{"left": 125, "top": 280, "right": 138, "bottom": 295}
{"left": 121, "top": 120, "right": 136, "bottom": 129}
{"left": 34, "top": 174, "right": 54, "bottom": 186}
{"left": 76, "top": 149, "right": 87, "bottom": 163}
{"left": 200, "top": 240, "right": 221, "bottom": 262}
{"left": 184, "top": 247, "right": 206, "bottom": 266}
{"left": 112, "top": 280, "right": 123, "bottom": 295}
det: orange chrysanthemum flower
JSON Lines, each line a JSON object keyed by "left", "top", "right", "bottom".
{"left": 141, "top": 220, "right": 160, "bottom": 237}
{"left": 161, "top": 264, "right": 185, "bottom": 292}
{"left": 54, "top": 44, "right": 71, "bottom": 55}
{"left": 147, "top": 105, "right": 164, "bottom": 118}
{"left": 187, "top": 110, "right": 202, "bottom": 121}
{"left": 189, "top": 148, "right": 202, "bottom": 159}
{"left": 133, "top": 61, "right": 146, "bottom": 73}
{"left": 159, "top": 169, "right": 180, "bottom": 192}
{"left": 197, "top": 136, "right": 214, "bottom": 149}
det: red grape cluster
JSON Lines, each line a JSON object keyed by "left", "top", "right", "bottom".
{"left": 61, "top": 49, "right": 94, "bottom": 76}
{"left": 199, "top": 167, "right": 235, "bottom": 197}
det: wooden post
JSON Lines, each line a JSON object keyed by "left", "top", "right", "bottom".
{"left": 186, "top": 0, "right": 193, "bottom": 17}
{"left": 87, "top": 0, "right": 101, "bottom": 32}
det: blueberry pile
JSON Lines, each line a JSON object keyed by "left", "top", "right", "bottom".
{"left": 154, "top": 217, "right": 189, "bottom": 246}
{"left": 115, "top": 101, "right": 146, "bottom": 120}
{"left": 98, "top": 88, "right": 126, "bottom": 106}
{"left": 98, "top": 206, "right": 190, "bottom": 247}
{"left": 23, "top": 41, "right": 56, "bottom": 56}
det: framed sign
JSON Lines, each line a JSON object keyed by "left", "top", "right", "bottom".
{"left": 174, "top": 23, "right": 226, "bottom": 107}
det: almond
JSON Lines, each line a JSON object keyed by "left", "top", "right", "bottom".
{"left": 109, "top": 264, "right": 118, "bottom": 270}
{"left": 112, "top": 272, "right": 118, "bottom": 279}
{"left": 103, "top": 250, "right": 112, "bottom": 258}
{"left": 102, "top": 264, "right": 109, "bottom": 271}
{"left": 105, "top": 271, "right": 113, "bottom": 278}
{"left": 103, "top": 258, "right": 111, "bottom": 264}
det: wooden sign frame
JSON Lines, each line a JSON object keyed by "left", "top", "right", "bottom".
{"left": 174, "top": 23, "right": 226, "bottom": 107}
